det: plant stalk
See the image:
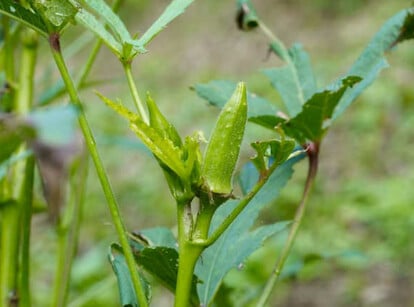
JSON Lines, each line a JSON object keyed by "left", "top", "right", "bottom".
{"left": 257, "top": 142, "right": 319, "bottom": 306}
{"left": 49, "top": 35, "right": 148, "bottom": 307}
{"left": 51, "top": 155, "right": 88, "bottom": 307}
{"left": 175, "top": 202, "right": 204, "bottom": 307}
{"left": 123, "top": 63, "right": 149, "bottom": 123}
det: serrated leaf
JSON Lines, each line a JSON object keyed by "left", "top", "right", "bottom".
{"left": 262, "top": 43, "right": 317, "bottom": 117}
{"left": 193, "top": 80, "right": 278, "bottom": 118}
{"left": 251, "top": 138, "right": 296, "bottom": 174}
{"left": 36, "top": 0, "right": 77, "bottom": 29}
{"left": 332, "top": 8, "right": 414, "bottom": 120}
{"left": 72, "top": 3, "right": 122, "bottom": 56}
{"left": 283, "top": 76, "right": 361, "bottom": 143}
{"left": 0, "top": 0, "right": 48, "bottom": 36}
{"left": 146, "top": 93, "right": 182, "bottom": 148}
{"left": 135, "top": 0, "right": 194, "bottom": 48}
{"left": 79, "top": 0, "right": 131, "bottom": 43}
{"left": 195, "top": 155, "right": 304, "bottom": 305}
{"left": 97, "top": 93, "right": 188, "bottom": 179}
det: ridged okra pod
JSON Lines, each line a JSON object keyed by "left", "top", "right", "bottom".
{"left": 201, "top": 82, "right": 247, "bottom": 196}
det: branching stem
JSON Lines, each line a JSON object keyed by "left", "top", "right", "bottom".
{"left": 257, "top": 142, "right": 319, "bottom": 306}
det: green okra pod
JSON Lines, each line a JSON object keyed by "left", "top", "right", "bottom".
{"left": 201, "top": 82, "right": 247, "bottom": 196}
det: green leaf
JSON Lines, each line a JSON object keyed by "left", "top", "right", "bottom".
{"left": 0, "top": 0, "right": 48, "bottom": 36}
{"left": 283, "top": 76, "right": 361, "bottom": 143}
{"left": 108, "top": 244, "right": 150, "bottom": 307}
{"left": 28, "top": 104, "right": 79, "bottom": 146}
{"left": 146, "top": 93, "right": 182, "bottom": 148}
{"left": 332, "top": 8, "right": 414, "bottom": 120}
{"left": 195, "top": 155, "right": 304, "bottom": 305}
{"left": 79, "top": 0, "right": 131, "bottom": 43}
{"left": 262, "top": 43, "right": 317, "bottom": 117}
{"left": 250, "top": 137, "right": 296, "bottom": 173}
{"left": 132, "top": 227, "right": 178, "bottom": 250}
{"left": 35, "top": 0, "right": 77, "bottom": 29}
{"left": 97, "top": 93, "right": 188, "bottom": 179}
{"left": 128, "top": 230, "right": 200, "bottom": 306}
{"left": 134, "top": 247, "right": 200, "bottom": 306}
{"left": 135, "top": 0, "right": 194, "bottom": 48}
{"left": 193, "top": 80, "right": 278, "bottom": 118}
{"left": 72, "top": 3, "right": 122, "bottom": 56}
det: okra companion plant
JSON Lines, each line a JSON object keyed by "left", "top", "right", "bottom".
{"left": 0, "top": 0, "right": 413, "bottom": 306}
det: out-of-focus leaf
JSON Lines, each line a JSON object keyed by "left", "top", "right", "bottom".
{"left": 262, "top": 43, "right": 317, "bottom": 117}
{"left": 108, "top": 244, "right": 150, "bottom": 307}
{"left": 0, "top": 0, "right": 48, "bottom": 36}
{"left": 193, "top": 80, "right": 278, "bottom": 118}
{"left": 332, "top": 8, "right": 414, "bottom": 120}
{"left": 0, "top": 114, "right": 35, "bottom": 163}
{"left": 195, "top": 155, "right": 304, "bottom": 305}
{"left": 28, "top": 104, "right": 79, "bottom": 146}
{"left": 283, "top": 76, "right": 361, "bottom": 143}
{"left": 135, "top": 0, "right": 194, "bottom": 48}
{"left": 0, "top": 150, "right": 33, "bottom": 181}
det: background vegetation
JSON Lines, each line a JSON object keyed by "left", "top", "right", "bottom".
{"left": 18, "top": 0, "right": 414, "bottom": 306}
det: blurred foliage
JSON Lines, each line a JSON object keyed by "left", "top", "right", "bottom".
{"left": 16, "top": 0, "right": 414, "bottom": 306}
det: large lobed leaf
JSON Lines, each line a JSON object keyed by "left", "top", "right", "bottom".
{"left": 250, "top": 76, "right": 361, "bottom": 143}
{"left": 193, "top": 80, "right": 278, "bottom": 118}
{"left": 195, "top": 155, "right": 304, "bottom": 305}
{"left": 332, "top": 8, "right": 414, "bottom": 120}
{"left": 262, "top": 43, "right": 317, "bottom": 117}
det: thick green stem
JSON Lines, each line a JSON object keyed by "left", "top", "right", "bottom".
{"left": 257, "top": 142, "right": 319, "bottom": 306}
{"left": 0, "top": 28, "right": 38, "bottom": 307}
{"left": 19, "top": 156, "right": 35, "bottom": 307}
{"left": 175, "top": 202, "right": 204, "bottom": 307}
{"left": 123, "top": 63, "right": 149, "bottom": 123}
{"left": 49, "top": 35, "right": 148, "bottom": 307}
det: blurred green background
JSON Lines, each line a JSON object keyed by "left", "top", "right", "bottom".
{"left": 29, "top": 0, "right": 414, "bottom": 306}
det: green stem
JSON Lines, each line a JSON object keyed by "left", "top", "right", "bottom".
{"left": 175, "top": 202, "right": 203, "bottom": 307}
{"left": 258, "top": 21, "right": 289, "bottom": 62}
{"left": 49, "top": 35, "right": 148, "bottom": 307}
{"left": 123, "top": 62, "right": 149, "bottom": 123}
{"left": 52, "top": 155, "right": 88, "bottom": 307}
{"left": 19, "top": 156, "right": 35, "bottom": 307}
{"left": 0, "top": 28, "right": 38, "bottom": 307}
{"left": 257, "top": 142, "right": 319, "bottom": 306}
{"left": 191, "top": 157, "right": 284, "bottom": 248}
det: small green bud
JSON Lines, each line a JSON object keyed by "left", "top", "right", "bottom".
{"left": 201, "top": 82, "right": 248, "bottom": 196}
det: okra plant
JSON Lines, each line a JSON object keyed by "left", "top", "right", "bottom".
{"left": 0, "top": 0, "right": 413, "bottom": 306}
